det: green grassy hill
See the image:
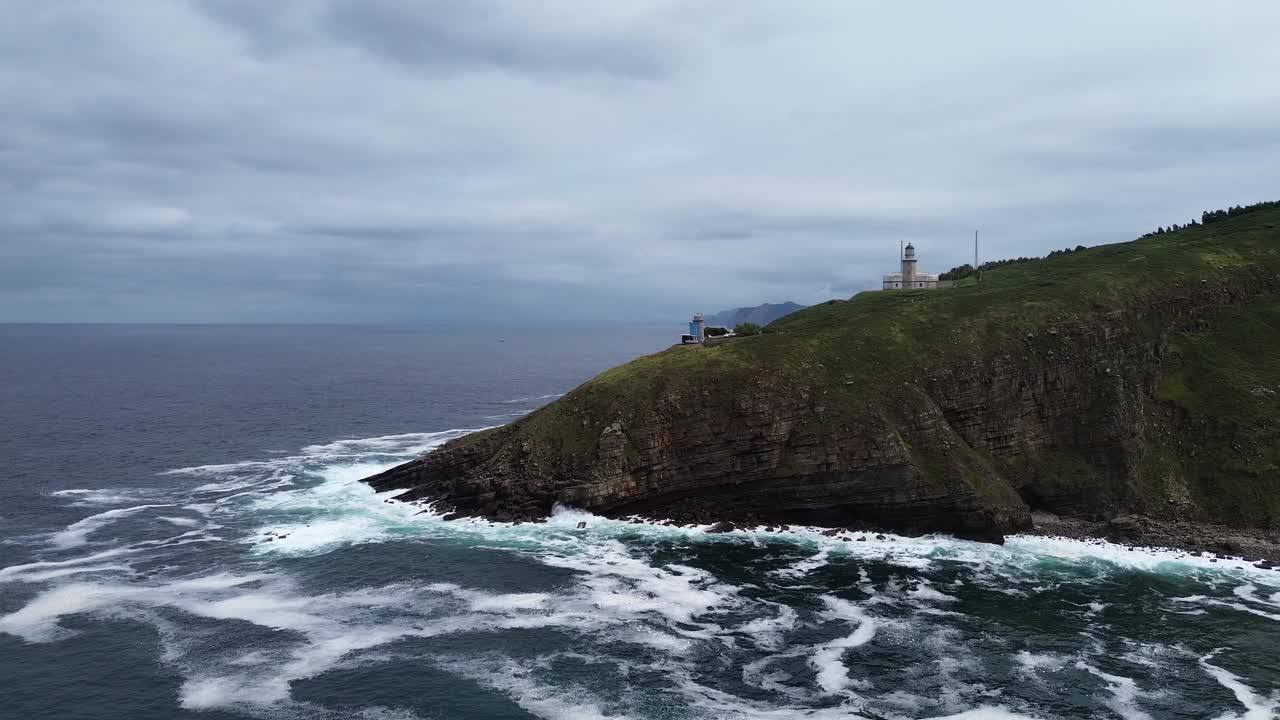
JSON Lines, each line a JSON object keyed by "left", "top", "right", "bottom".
{"left": 373, "top": 203, "right": 1279, "bottom": 538}
{"left": 508, "top": 203, "right": 1280, "bottom": 527}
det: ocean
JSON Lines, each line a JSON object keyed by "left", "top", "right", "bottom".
{"left": 0, "top": 324, "right": 1276, "bottom": 720}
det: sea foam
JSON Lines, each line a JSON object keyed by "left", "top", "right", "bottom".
{"left": 48, "top": 504, "right": 172, "bottom": 549}
{"left": 11, "top": 425, "right": 1280, "bottom": 719}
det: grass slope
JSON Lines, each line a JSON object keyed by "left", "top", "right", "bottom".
{"left": 1152, "top": 299, "right": 1280, "bottom": 524}
{"left": 514, "top": 206, "right": 1280, "bottom": 523}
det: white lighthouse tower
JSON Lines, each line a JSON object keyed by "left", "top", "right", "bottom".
{"left": 882, "top": 242, "right": 941, "bottom": 290}
{"left": 901, "top": 243, "right": 918, "bottom": 288}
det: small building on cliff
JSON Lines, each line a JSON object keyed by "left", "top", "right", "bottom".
{"left": 882, "top": 243, "right": 941, "bottom": 290}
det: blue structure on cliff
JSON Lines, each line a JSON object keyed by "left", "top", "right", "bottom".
{"left": 682, "top": 313, "right": 705, "bottom": 344}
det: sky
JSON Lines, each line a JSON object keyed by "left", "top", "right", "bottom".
{"left": 2, "top": 1, "right": 1279, "bottom": 325}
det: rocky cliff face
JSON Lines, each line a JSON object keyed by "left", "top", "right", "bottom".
{"left": 364, "top": 225, "right": 1280, "bottom": 543}
{"left": 366, "top": 376, "right": 1025, "bottom": 541}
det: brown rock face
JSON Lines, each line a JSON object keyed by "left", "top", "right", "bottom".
{"left": 363, "top": 269, "right": 1279, "bottom": 544}
{"left": 365, "top": 382, "right": 1021, "bottom": 542}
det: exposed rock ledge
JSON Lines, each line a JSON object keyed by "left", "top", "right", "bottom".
{"left": 1030, "top": 512, "right": 1280, "bottom": 565}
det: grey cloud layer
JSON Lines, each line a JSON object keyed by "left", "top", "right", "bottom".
{"left": 2, "top": 0, "right": 1279, "bottom": 323}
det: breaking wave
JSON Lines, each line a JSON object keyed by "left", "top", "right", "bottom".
{"left": 5, "top": 427, "right": 1279, "bottom": 719}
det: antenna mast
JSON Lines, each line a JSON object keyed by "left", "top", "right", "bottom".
{"left": 974, "top": 229, "right": 979, "bottom": 283}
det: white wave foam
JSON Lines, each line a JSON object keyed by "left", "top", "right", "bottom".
{"left": 21, "top": 426, "right": 1280, "bottom": 719}
{"left": 928, "top": 710, "right": 1041, "bottom": 720}
{"left": 772, "top": 548, "right": 830, "bottom": 579}
{"left": 0, "top": 546, "right": 137, "bottom": 583}
{"left": 737, "top": 602, "right": 799, "bottom": 650}
{"left": 539, "top": 538, "right": 740, "bottom": 625}
{"left": 1005, "top": 535, "right": 1280, "bottom": 582}
{"left": 501, "top": 393, "right": 565, "bottom": 404}
{"left": 3, "top": 564, "right": 132, "bottom": 583}
{"left": 447, "top": 657, "right": 634, "bottom": 720}
{"left": 161, "top": 426, "right": 1280, "bottom": 588}
{"left": 679, "top": 664, "right": 1041, "bottom": 720}
{"left": 245, "top": 464, "right": 427, "bottom": 556}
{"left": 1014, "top": 651, "right": 1069, "bottom": 677}
{"left": 741, "top": 652, "right": 811, "bottom": 701}
{"left": 1078, "top": 661, "right": 1155, "bottom": 720}
{"left": 1232, "top": 583, "right": 1280, "bottom": 609}
{"left": 48, "top": 504, "right": 172, "bottom": 549}
{"left": 1200, "top": 652, "right": 1280, "bottom": 720}
{"left": 158, "top": 516, "right": 205, "bottom": 528}
{"left": 910, "top": 582, "right": 959, "bottom": 604}
{"left": 298, "top": 429, "right": 477, "bottom": 458}
{"left": 50, "top": 487, "right": 162, "bottom": 507}
{"left": 162, "top": 460, "right": 279, "bottom": 477}
{"left": 1119, "top": 643, "right": 1186, "bottom": 670}
{"left": 425, "top": 583, "right": 551, "bottom": 614}
{"left": 2, "top": 559, "right": 662, "bottom": 714}
{"left": 0, "top": 582, "right": 122, "bottom": 642}
{"left": 1171, "top": 595, "right": 1280, "bottom": 622}
{"left": 157, "top": 430, "right": 489, "bottom": 531}
{"left": 180, "top": 674, "right": 292, "bottom": 711}
{"left": 1, "top": 572, "right": 397, "bottom": 697}
{"left": 812, "top": 595, "right": 877, "bottom": 695}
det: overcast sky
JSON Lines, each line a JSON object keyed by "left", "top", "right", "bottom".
{"left": 3, "top": 1, "right": 1279, "bottom": 325}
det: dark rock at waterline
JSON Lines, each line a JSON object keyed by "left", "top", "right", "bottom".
{"left": 705, "top": 521, "right": 736, "bottom": 534}
{"left": 1030, "top": 511, "right": 1280, "bottom": 563}
{"left": 1108, "top": 515, "right": 1146, "bottom": 535}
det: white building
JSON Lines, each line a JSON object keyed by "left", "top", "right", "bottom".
{"left": 882, "top": 243, "right": 941, "bottom": 290}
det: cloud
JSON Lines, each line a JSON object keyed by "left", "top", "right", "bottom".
{"left": 320, "top": 0, "right": 675, "bottom": 79}
{"left": 1, "top": 0, "right": 1279, "bottom": 323}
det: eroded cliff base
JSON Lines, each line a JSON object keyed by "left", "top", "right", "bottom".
{"left": 1029, "top": 511, "right": 1280, "bottom": 565}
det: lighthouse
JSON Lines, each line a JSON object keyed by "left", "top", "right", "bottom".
{"left": 882, "top": 242, "right": 940, "bottom": 290}
{"left": 901, "top": 243, "right": 918, "bottom": 288}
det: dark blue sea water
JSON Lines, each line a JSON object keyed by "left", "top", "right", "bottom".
{"left": 1, "top": 325, "right": 1277, "bottom": 720}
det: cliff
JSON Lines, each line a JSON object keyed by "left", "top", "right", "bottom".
{"left": 705, "top": 302, "right": 805, "bottom": 328}
{"left": 365, "top": 207, "right": 1280, "bottom": 542}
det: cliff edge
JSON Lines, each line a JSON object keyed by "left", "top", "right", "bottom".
{"left": 365, "top": 207, "right": 1280, "bottom": 543}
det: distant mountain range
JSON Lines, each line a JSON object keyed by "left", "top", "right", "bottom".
{"left": 704, "top": 302, "right": 805, "bottom": 328}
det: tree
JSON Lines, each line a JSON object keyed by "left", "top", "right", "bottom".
{"left": 704, "top": 326, "right": 729, "bottom": 337}
{"left": 734, "top": 322, "right": 763, "bottom": 336}
{"left": 939, "top": 263, "right": 974, "bottom": 281}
